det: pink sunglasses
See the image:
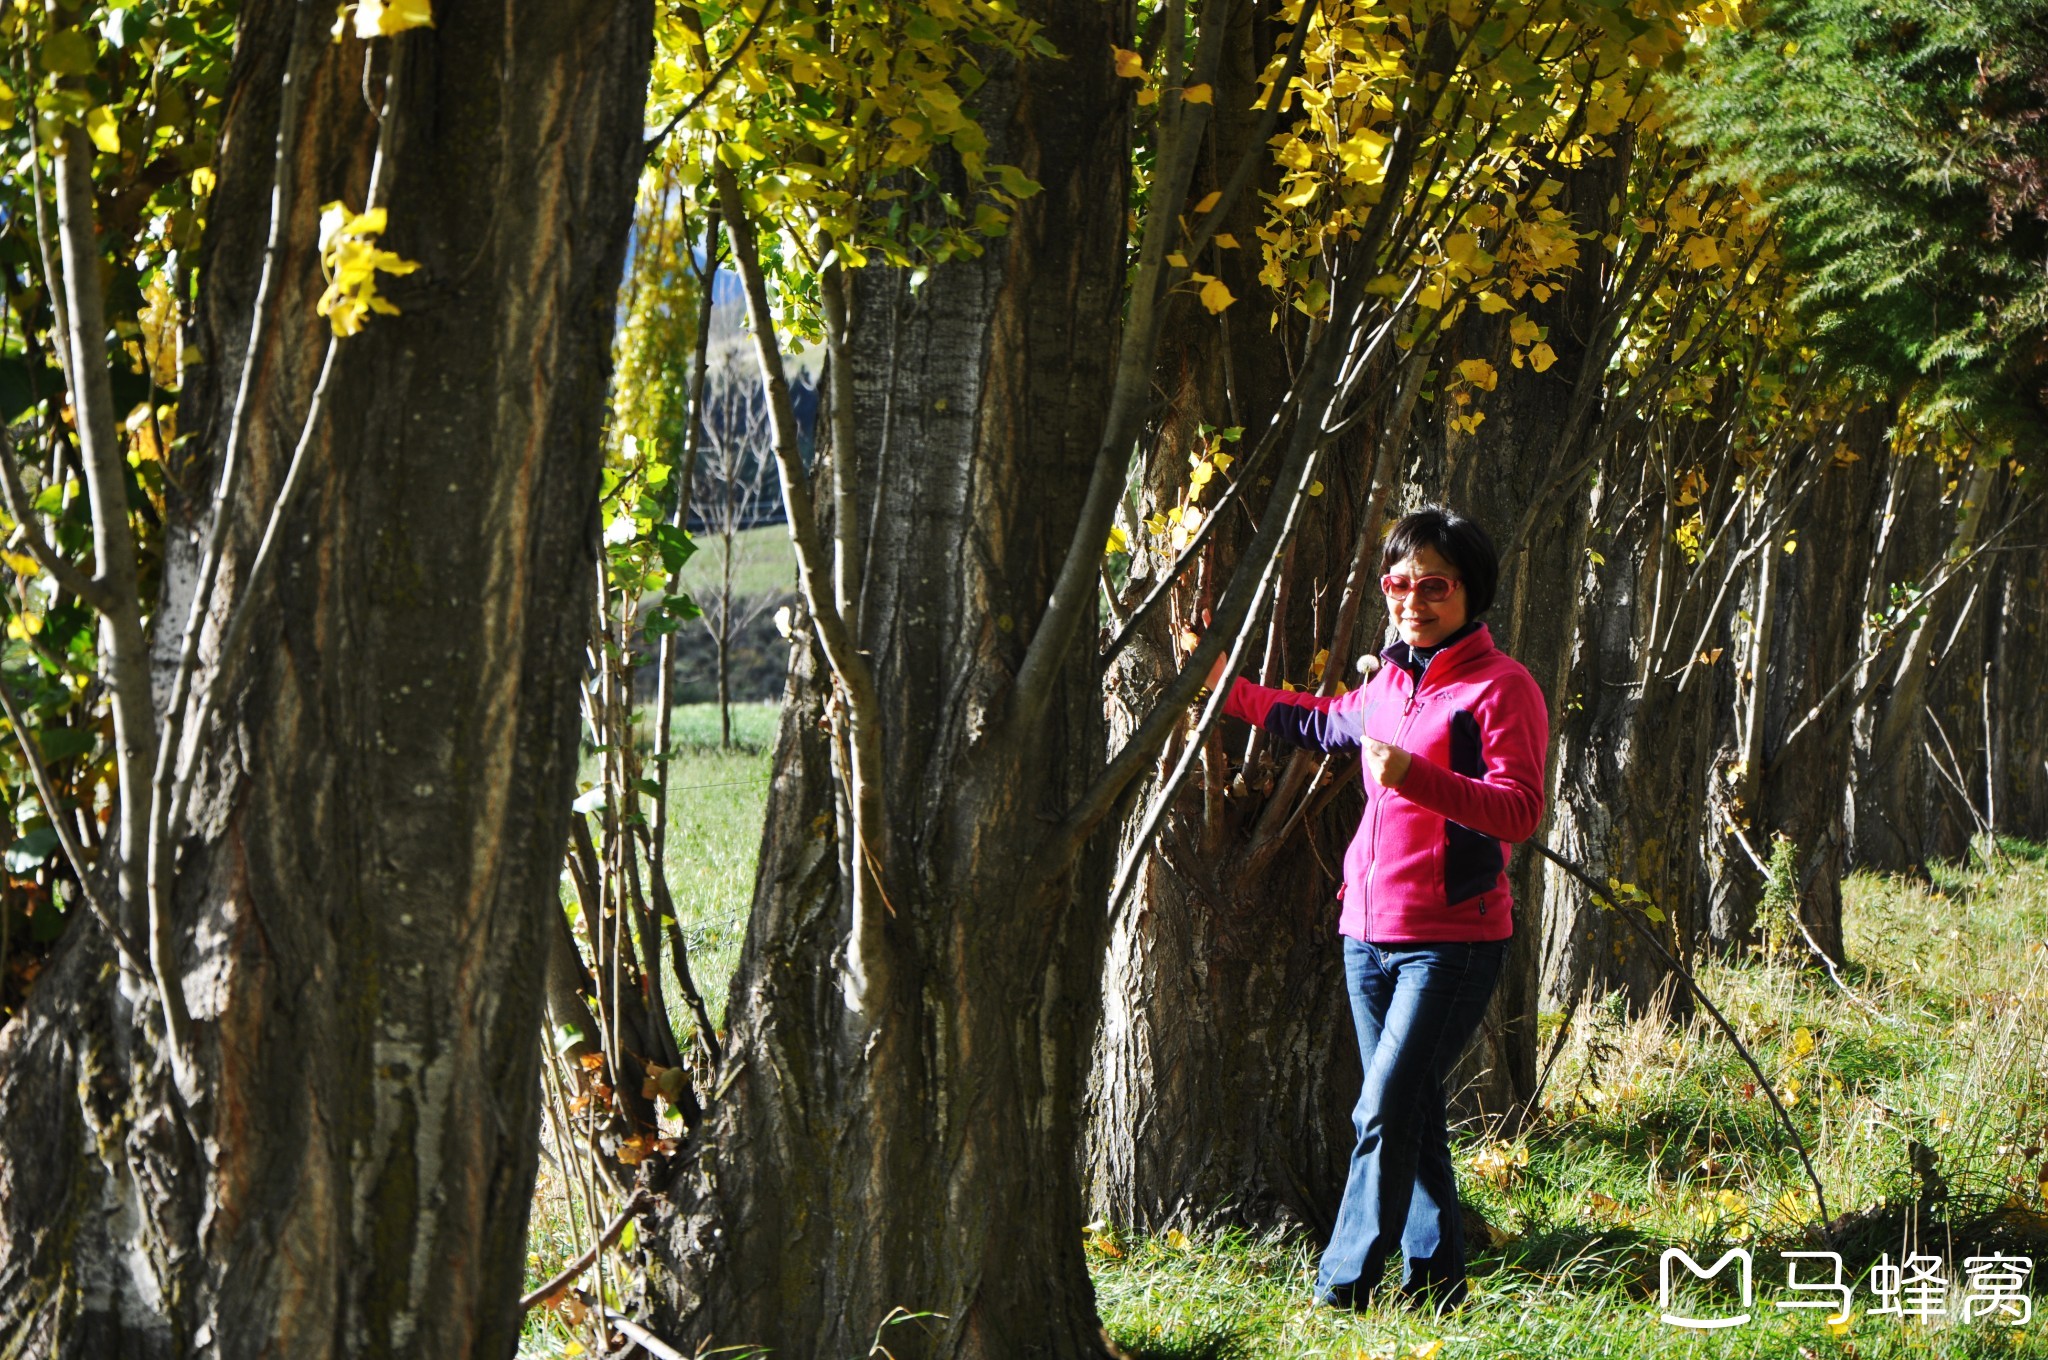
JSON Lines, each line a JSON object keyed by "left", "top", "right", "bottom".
{"left": 1380, "top": 573, "right": 1463, "bottom": 604}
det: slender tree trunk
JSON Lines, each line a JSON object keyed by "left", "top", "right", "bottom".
{"left": 0, "top": 2, "right": 651, "bottom": 1352}
{"left": 1850, "top": 460, "right": 1999, "bottom": 871}
{"left": 1988, "top": 493, "right": 2048, "bottom": 836}
{"left": 643, "top": 6, "right": 1132, "bottom": 1352}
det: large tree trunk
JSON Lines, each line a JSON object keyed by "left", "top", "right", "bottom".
{"left": 642, "top": 8, "right": 1132, "bottom": 1353}
{"left": 0, "top": 2, "right": 650, "bottom": 1353}
{"left": 1848, "top": 458, "right": 1998, "bottom": 872}
{"left": 1081, "top": 0, "right": 1377, "bottom": 1236}
{"left": 1412, "top": 147, "right": 1630, "bottom": 1123}
{"left": 1538, "top": 472, "right": 1719, "bottom": 1016}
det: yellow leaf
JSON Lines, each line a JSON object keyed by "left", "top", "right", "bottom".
{"left": 1166, "top": 251, "right": 1189, "bottom": 268}
{"left": 1163, "top": 1228, "right": 1191, "bottom": 1249}
{"left": 1136, "top": 88, "right": 1158, "bottom": 106}
{"left": 84, "top": 106, "right": 120, "bottom": 155}
{"left": 1, "top": 551, "right": 42, "bottom": 579}
{"left": 355, "top": 0, "right": 433, "bottom": 36}
{"left": 1412, "top": 1342, "right": 1444, "bottom": 1360}
{"left": 1783, "top": 538, "right": 1798, "bottom": 554}
{"left": 1106, "top": 525, "right": 1129, "bottom": 555}
{"left": 1112, "top": 46, "right": 1145, "bottom": 79}
{"left": 1199, "top": 277, "right": 1235, "bottom": 313}
{"left": 1476, "top": 291, "right": 1511, "bottom": 314}
{"left": 1443, "top": 233, "right": 1480, "bottom": 267}
{"left": 1192, "top": 191, "right": 1222, "bottom": 214}
{"left": 1182, "top": 83, "right": 1213, "bottom": 104}
{"left": 1791, "top": 1025, "right": 1815, "bottom": 1057}
{"left": 1455, "top": 358, "right": 1498, "bottom": 391}
{"left": 1275, "top": 178, "right": 1318, "bottom": 208}
{"left": 1213, "top": 233, "right": 1239, "bottom": 249}
{"left": 1682, "top": 234, "right": 1721, "bottom": 270}
{"left": 1306, "top": 480, "right": 1324, "bottom": 497}
{"left": 1508, "top": 315, "right": 1541, "bottom": 346}
{"left": 1527, "top": 342, "right": 1558, "bottom": 373}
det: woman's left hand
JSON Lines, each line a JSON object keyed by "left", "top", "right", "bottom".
{"left": 1364, "top": 740, "right": 1411, "bottom": 788}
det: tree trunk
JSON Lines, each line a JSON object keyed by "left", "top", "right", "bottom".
{"left": 642, "top": 7, "right": 1132, "bottom": 1353}
{"left": 1849, "top": 459, "right": 1999, "bottom": 871}
{"left": 1412, "top": 147, "right": 1629, "bottom": 1123}
{"left": 1539, "top": 458, "right": 1727, "bottom": 1017}
{"left": 0, "top": 2, "right": 651, "bottom": 1353}
{"left": 1081, "top": 0, "right": 1378, "bottom": 1236}
{"left": 1730, "top": 410, "right": 1891, "bottom": 959}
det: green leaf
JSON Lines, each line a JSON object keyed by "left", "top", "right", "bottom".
{"left": 993, "top": 164, "right": 1042, "bottom": 199}
{"left": 39, "top": 30, "right": 98, "bottom": 76}
{"left": 652, "top": 523, "right": 697, "bottom": 574}
{"left": 33, "top": 728, "right": 96, "bottom": 763}
{"left": 5, "top": 825, "right": 61, "bottom": 875}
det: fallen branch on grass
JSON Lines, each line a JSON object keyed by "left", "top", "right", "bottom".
{"left": 1529, "top": 839, "right": 1836, "bottom": 1243}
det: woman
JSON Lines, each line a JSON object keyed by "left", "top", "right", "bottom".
{"left": 1203, "top": 505, "right": 1548, "bottom": 1312}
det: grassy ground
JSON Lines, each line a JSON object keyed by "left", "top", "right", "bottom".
{"left": 1094, "top": 839, "right": 2048, "bottom": 1359}
{"left": 674, "top": 523, "right": 795, "bottom": 603}
{"left": 529, "top": 737, "right": 2048, "bottom": 1358}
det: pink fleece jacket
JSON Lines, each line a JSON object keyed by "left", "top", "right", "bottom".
{"left": 1222, "top": 623, "right": 1548, "bottom": 942}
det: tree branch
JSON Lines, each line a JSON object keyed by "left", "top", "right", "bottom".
{"left": 0, "top": 421, "right": 112, "bottom": 610}
{"left": 0, "top": 678, "right": 147, "bottom": 975}
{"left": 1007, "top": 0, "right": 1232, "bottom": 726}
{"left": 1530, "top": 838, "right": 1834, "bottom": 1238}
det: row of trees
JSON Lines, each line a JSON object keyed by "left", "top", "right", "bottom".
{"left": 1, "top": 0, "right": 2044, "bottom": 1354}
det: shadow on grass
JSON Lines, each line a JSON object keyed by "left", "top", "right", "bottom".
{"left": 1110, "top": 1324, "right": 1252, "bottom": 1360}
{"left": 1480, "top": 1224, "right": 1658, "bottom": 1296}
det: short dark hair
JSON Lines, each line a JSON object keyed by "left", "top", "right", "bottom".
{"left": 1380, "top": 506, "right": 1499, "bottom": 616}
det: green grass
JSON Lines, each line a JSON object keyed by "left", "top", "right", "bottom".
{"left": 1094, "top": 840, "right": 2048, "bottom": 1358}
{"left": 675, "top": 523, "right": 795, "bottom": 604}
{"left": 653, "top": 702, "right": 777, "bottom": 1027}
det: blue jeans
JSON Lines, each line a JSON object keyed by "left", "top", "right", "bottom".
{"left": 1315, "top": 936, "right": 1507, "bottom": 1310}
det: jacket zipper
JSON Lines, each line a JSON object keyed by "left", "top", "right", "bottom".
{"left": 1366, "top": 667, "right": 1426, "bottom": 938}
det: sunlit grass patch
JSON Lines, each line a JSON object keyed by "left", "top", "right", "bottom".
{"left": 1096, "top": 838, "right": 2048, "bottom": 1358}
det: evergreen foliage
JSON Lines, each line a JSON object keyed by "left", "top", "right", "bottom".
{"left": 1677, "top": 0, "right": 2048, "bottom": 440}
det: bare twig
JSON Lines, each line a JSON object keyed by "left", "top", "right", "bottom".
{"left": 519, "top": 1189, "right": 653, "bottom": 1310}
{"left": 1530, "top": 838, "right": 1834, "bottom": 1238}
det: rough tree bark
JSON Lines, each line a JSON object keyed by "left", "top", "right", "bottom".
{"left": 0, "top": 0, "right": 651, "bottom": 1353}
{"left": 1717, "top": 409, "right": 1890, "bottom": 960}
{"left": 642, "top": 4, "right": 1135, "bottom": 1353}
{"left": 1539, "top": 449, "right": 1729, "bottom": 1015}
{"left": 1849, "top": 459, "right": 1999, "bottom": 872}
{"left": 1082, "top": 0, "right": 1375, "bottom": 1237}
{"left": 1412, "top": 146, "right": 1629, "bottom": 1122}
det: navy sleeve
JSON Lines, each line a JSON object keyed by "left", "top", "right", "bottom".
{"left": 1260, "top": 698, "right": 1362, "bottom": 754}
